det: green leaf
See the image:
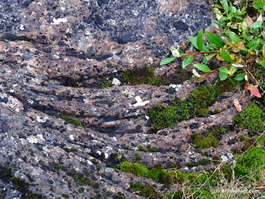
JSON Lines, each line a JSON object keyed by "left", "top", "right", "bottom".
{"left": 223, "top": 1, "right": 229, "bottom": 12}
{"left": 234, "top": 73, "right": 246, "bottom": 81}
{"left": 220, "top": 49, "right": 232, "bottom": 62}
{"left": 197, "top": 29, "right": 204, "bottom": 51}
{"left": 253, "top": 0, "right": 264, "bottom": 9}
{"left": 194, "top": 64, "right": 211, "bottom": 73}
{"left": 160, "top": 57, "right": 176, "bottom": 65}
{"left": 219, "top": 71, "right": 228, "bottom": 81}
{"left": 229, "top": 32, "right": 241, "bottom": 43}
{"left": 246, "top": 38, "right": 262, "bottom": 51}
{"left": 205, "top": 53, "right": 218, "bottom": 61}
{"left": 263, "top": 43, "right": 265, "bottom": 58}
{"left": 188, "top": 36, "right": 198, "bottom": 50}
{"left": 206, "top": 32, "right": 224, "bottom": 48}
{"left": 182, "top": 55, "right": 194, "bottom": 68}
{"left": 250, "top": 21, "right": 262, "bottom": 29}
{"left": 261, "top": 60, "right": 265, "bottom": 69}
{"left": 219, "top": 67, "right": 229, "bottom": 74}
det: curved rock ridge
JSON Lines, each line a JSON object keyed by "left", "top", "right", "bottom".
{"left": 0, "top": 0, "right": 255, "bottom": 198}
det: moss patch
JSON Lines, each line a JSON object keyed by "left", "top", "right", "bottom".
{"left": 137, "top": 145, "right": 159, "bottom": 152}
{"left": 130, "top": 182, "right": 163, "bottom": 198}
{"left": 186, "top": 158, "right": 211, "bottom": 168}
{"left": 97, "top": 77, "right": 114, "bottom": 88}
{"left": 234, "top": 146, "right": 265, "bottom": 177}
{"left": 57, "top": 112, "right": 83, "bottom": 126}
{"left": 192, "top": 133, "right": 219, "bottom": 149}
{"left": 234, "top": 102, "right": 265, "bottom": 135}
{"left": 122, "top": 66, "right": 192, "bottom": 86}
{"left": 148, "top": 78, "right": 238, "bottom": 130}
{"left": 122, "top": 66, "right": 162, "bottom": 85}
{"left": 148, "top": 98, "right": 193, "bottom": 130}
{"left": 191, "top": 126, "right": 229, "bottom": 149}
{"left": 117, "top": 161, "right": 217, "bottom": 186}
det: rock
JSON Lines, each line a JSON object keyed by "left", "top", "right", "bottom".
{"left": 0, "top": 0, "right": 255, "bottom": 198}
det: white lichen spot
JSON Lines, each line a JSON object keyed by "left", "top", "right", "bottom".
{"left": 227, "top": 153, "right": 233, "bottom": 159}
{"left": 27, "top": 134, "right": 45, "bottom": 144}
{"left": 112, "top": 78, "right": 121, "bottom": 86}
{"left": 36, "top": 115, "right": 49, "bottom": 123}
{"left": 128, "top": 58, "right": 134, "bottom": 63}
{"left": 221, "top": 155, "right": 228, "bottom": 162}
{"left": 148, "top": 57, "right": 154, "bottom": 63}
{"left": 132, "top": 96, "right": 150, "bottom": 107}
{"left": 19, "top": 24, "right": 25, "bottom": 30}
{"left": 27, "top": 99, "right": 34, "bottom": 104}
{"left": 43, "top": 146, "right": 50, "bottom": 153}
{"left": 51, "top": 17, "right": 68, "bottom": 25}
{"left": 87, "top": 160, "right": 93, "bottom": 165}
{"left": 69, "top": 134, "right": 75, "bottom": 141}
{"left": 169, "top": 84, "right": 182, "bottom": 92}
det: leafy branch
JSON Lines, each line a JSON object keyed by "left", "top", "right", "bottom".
{"left": 160, "top": 0, "right": 265, "bottom": 101}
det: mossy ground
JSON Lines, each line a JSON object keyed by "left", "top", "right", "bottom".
{"left": 117, "top": 142, "right": 265, "bottom": 198}
{"left": 121, "top": 66, "right": 191, "bottom": 86}
{"left": 234, "top": 101, "right": 265, "bottom": 135}
{"left": 148, "top": 78, "right": 237, "bottom": 130}
{"left": 57, "top": 112, "right": 83, "bottom": 126}
{"left": 0, "top": 166, "right": 44, "bottom": 199}
{"left": 191, "top": 126, "right": 229, "bottom": 149}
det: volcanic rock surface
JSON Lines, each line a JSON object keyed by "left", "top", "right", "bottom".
{"left": 0, "top": 0, "right": 255, "bottom": 198}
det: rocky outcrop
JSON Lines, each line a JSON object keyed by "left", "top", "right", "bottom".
{"left": 0, "top": 0, "right": 255, "bottom": 198}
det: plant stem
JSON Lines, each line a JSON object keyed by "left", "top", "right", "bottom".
{"left": 181, "top": 50, "right": 220, "bottom": 57}
{"left": 201, "top": 63, "right": 232, "bottom": 76}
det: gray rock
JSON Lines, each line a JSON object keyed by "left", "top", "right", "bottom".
{"left": 0, "top": 0, "right": 253, "bottom": 198}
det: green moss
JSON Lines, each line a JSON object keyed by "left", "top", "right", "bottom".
{"left": 166, "top": 191, "right": 184, "bottom": 199}
{"left": 49, "top": 162, "right": 66, "bottom": 173}
{"left": 117, "top": 161, "right": 189, "bottom": 185}
{"left": 63, "top": 147, "right": 79, "bottom": 152}
{"left": 215, "top": 78, "right": 237, "bottom": 94}
{"left": 161, "top": 69, "right": 192, "bottom": 85}
{"left": 122, "top": 66, "right": 162, "bottom": 85}
{"left": 24, "top": 173, "right": 34, "bottom": 182}
{"left": 130, "top": 182, "right": 163, "bottom": 198}
{"left": 115, "top": 192, "right": 125, "bottom": 199}
{"left": 78, "top": 187, "right": 85, "bottom": 193}
{"left": 97, "top": 78, "right": 113, "bottom": 88}
{"left": 235, "top": 146, "right": 265, "bottom": 177}
{"left": 0, "top": 166, "right": 12, "bottom": 182}
{"left": 73, "top": 173, "right": 98, "bottom": 188}
{"left": 137, "top": 145, "right": 149, "bottom": 152}
{"left": 148, "top": 98, "right": 193, "bottom": 130}
{"left": 188, "top": 85, "right": 218, "bottom": 110}
{"left": 62, "top": 194, "right": 70, "bottom": 199}
{"left": 210, "top": 126, "right": 229, "bottom": 140}
{"left": 135, "top": 153, "right": 142, "bottom": 161}
{"left": 148, "top": 81, "right": 235, "bottom": 130}
{"left": 192, "top": 133, "right": 220, "bottom": 149}
{"left": 186, "top": 158, "right": 211, "bottom": 168}
{"left": 57, "top": 112, "right": 83, "bottom": 126}
{"left": 234, "top": 102, "right": 265, "bottom": 134}
{"left": 137, "top": 145, "right": 159, "bottom": 152}
{"left": 240, "top": 135, "right": 246, "bottom": 141}
{"left": 11, "top": 177, "right": 43, "bottom": 198}
{"left": 118, "top": 161, "right": 149, "bottom": 177}
{"left": 212, "top": 155, "right": 222, "bottom": 165}
{"left": 0, "top": 166, "right": 43, "bottom": 198}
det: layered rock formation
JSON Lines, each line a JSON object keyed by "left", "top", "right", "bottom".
{"left": 0, "top": 0, "right": 254, "bottom": 198}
